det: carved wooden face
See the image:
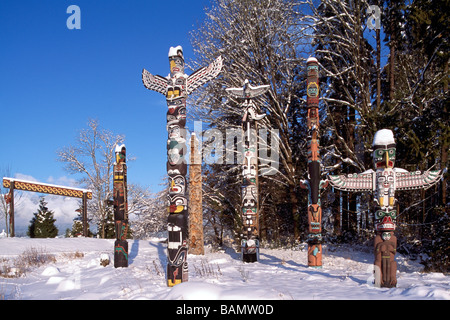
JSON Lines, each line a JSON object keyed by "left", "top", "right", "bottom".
{"left": 374, "top": 145, "right": 396, "bottom": 169}
{"left": 375, "top": 210, "right": 396, "bottom": 231}
{"left": 243, "top": 162, "right": 256, "bottom": 179}
{"left": 115, "top": 145, "right": 126, "bottom": 164}
{"left": 372, "top": 129, "right": 396, "bottom": 169}
{"left": 167, "top": 106, "right": 186, "bottom": 123}
{"left": 169, "top": 175, "right": 186, "bottom": 195}
{"left": 169, "top": 54, "right": 184, "bottom": 75}
{"left": 167, "top": 194, "right": 188, "bottom": 214}
{"left": 242, "top": 185, "right": 257, "bottom": 207}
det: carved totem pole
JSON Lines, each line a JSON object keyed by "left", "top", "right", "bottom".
{"left": 113, "top": 144, "right": 129, "bottom": 268}
{"left": 142, "top": 46, "right": 222, "bottom": 286}
{"left": 328, "top": 129, "right": 443, "bottom": 287}
{"left": 188, "top": 133, "right": 204, "bottom": 255}
{"left": 300, "top": 57, "right": 328, "bottom": 268}
{"left": 226, "top": 79, "right": 270, "bottom": 262}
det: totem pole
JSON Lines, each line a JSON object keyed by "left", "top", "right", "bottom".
{"left": 188, "top": 133, "right": 204, "bottom": 255}
{"left": 299, "top": 57, "right": 328, "bottom": 268}
{"left": 142, "top": 46, "right": 222, "bottom": 286}
{"left": 328, "top": 129, "right": 443, "bottom": 287}
{"left": 113, "top": 144, "right": 129, "bottom": 268}
{"left": 226, "top": 79, "right": 270, "bottom": 262}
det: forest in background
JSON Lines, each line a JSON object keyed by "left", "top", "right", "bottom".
{"left": 181, "top": 0, "right": 448, "bottom": 272}
{"left": 1, "top": 0, "right": 446, "bottom": 273}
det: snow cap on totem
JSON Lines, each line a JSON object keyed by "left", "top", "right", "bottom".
{"left": 115, "top": 144, "right": 126, "bottom": 163}
{"left": 115, "top": 144, "right": 126, "bottom": 153}
{"left": 306, "top": 56, "right": 318, "bottom": 64}
{"left": 168, "top": 46, "right": 183, "bottom": 58}
{"left": 373, "top": 129, "right": 395, "bottom": 147}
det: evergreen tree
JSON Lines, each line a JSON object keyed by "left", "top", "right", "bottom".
{"left": 69, "top": 215, "right": 84, "bottom": 237}
{"left": 102, "top": 210, "right": 116, "bottom": 239}
{"left": 28, "top": 197, "right": 58, "bottom": 238}
{"left": 69, "top": 209, "right": 93, "bottom": 237}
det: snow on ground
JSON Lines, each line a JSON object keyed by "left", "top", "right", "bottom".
{"left": 0, "top": 237, "right": 448, "bottom": 300}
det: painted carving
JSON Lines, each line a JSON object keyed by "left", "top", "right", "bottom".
{"left": 113, "top": 144, "right": 129, "bottom": 268}
{"left": 226, "top": 79, "right": 270, "bottom": 263}
{"left": 300, "top": 57, "right": 328, "bottom": 268}
{"left": 328, "top": 129, "right": 443, "bottom": 287}
{"left": 142, "top": 46, "right": 222, "bottom": 286}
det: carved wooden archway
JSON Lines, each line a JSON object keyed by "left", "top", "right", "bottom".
{"left": 3, "top": 177, "right": 92, "bottom": 237}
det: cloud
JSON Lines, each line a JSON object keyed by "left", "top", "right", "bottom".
{"left": 14, "top": 173, "right": 39, "bottom": 182}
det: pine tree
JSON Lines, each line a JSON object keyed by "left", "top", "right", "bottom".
{"left": 103, "top": 210, "right": 116, "bottom": 239}
{"left": 69, "top": 211, "right": 93, "bottom": 237}
{"left": 28, "top": 197, "right": 58, "bottom": 238}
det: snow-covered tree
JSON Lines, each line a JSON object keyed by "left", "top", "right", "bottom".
{"left": 57, "top": 119, "right": 126, "bottom": 238}
{"left": 27, "top": 197, "right": 58, "bottom": 238}
{"left": 68, "top": 211, "right": 93, "bottom": 237}
{"left": 189, "top": 0, "right": 313, "bottom": 240}
{"left": 130, "top": 183, "right": 167, "bottom": 239}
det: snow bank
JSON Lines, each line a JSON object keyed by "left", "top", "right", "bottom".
{"left": 0, "top": 238, "right": 448, "bottom": 300}
{"left": 0, "top": 237, "right": 113, "bottom": 256}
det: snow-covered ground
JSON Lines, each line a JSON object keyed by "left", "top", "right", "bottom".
{"left": 0, "top": 237, "right": 448, "bottom": 300}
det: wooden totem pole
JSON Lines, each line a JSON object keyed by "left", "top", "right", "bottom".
{"left": 142, "top": 46, "right": 222, "bottom": 286}
{"left": 188, "top": 133, "right": 204, "bottom": 255}
{"left": 226, "top": 79, "right": 270, "bottom": 263}
{"left": 328, "top": 129, "right": 443, "bottom": 287}
{"left": 113, "top": 144, "right": 129, "bottom": 268}
{"left": 300, "top": 57, "right": 328, "bottom": 268}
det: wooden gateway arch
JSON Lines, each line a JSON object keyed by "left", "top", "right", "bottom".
{"left": 2, "top": 177, "right": 92, "bottom": 237}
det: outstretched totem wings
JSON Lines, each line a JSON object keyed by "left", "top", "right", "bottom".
{"left": 225, "top": 81, "right": 270, "bottom": 99}
{"left": 328, "top": 170, "right": 376, "bottom": 192}
{"left": 395, "top": 169, "right": 443, "bottom": 191}
{"left": 142, "top": 69, "right": 169, "bottom": 95}
{"left": 187, "top": 56, "right": 223, "bottom": 95}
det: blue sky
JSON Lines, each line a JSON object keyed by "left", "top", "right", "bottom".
{"left": 0, "top": 0, "right": 212, "bottom": 194}
{"left": 0, "top": 1, "right": 391, "bottom": 234}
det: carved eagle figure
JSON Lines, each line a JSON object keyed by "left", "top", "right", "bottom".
{"left": 327, "top": 129, "right": 444, "bottom": 208}
{"left": 226, "top": 79, "right": 269, "bottom": 121}
{"left": 225, "top": 79, "right": 270, "bottom": 99}
{"left": 142, "top": 56, "right": 223, "bottom": 96}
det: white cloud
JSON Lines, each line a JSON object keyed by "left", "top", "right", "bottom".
{"left": 14, "top": 173, "right": 39, "bottom": 182}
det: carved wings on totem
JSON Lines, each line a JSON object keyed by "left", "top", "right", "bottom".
{"left": 328, "top": 169, "right": 443, "bottom": 192}
{"left": 142, "top": 70, "right": 169, "bottom": 95}
{"left": 187, "top": 56, "right": 223, "bottom": 95}
{"left": 328, "top": 170, "right": 375, "bottom": 192}
{"left": 225, "top": 79, "right": 270, "bottom": 99}
{"left": 142, "top": 56, "right": 223, "bottom": 96}
{"left": 395, "top": 169, "right": 443, "bottom": 191}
